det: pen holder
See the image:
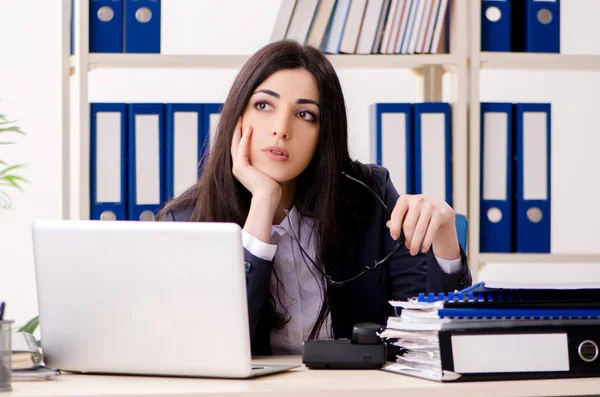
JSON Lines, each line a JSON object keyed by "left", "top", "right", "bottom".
{"left": 0, "top": 320, "right": 14, "bottom": 392}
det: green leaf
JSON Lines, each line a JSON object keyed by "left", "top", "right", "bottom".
{"left": 0, "top": 164, "right": 25, "bottom": 177}
{"left": 1, "top": 175, "right": 28, "bottom": 191}
{"left": 18, "top": 316, "right": 39, "bottom": 334}
{"left": 0, "top": 126, "right": 24, "bottom": 135}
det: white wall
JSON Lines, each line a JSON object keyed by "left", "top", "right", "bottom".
{"left": 3, "top": 0, "right": 600, "bottom": 325}
{"left": 0, "top": 1, "right": 62, "bottom": 327}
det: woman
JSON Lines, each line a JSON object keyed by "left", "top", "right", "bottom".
{"left": 159, "top": 40, "right": 471, "bottom": 355}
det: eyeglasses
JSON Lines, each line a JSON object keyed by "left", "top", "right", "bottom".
{"left": 284, "top": 171, "right": 404, "bottom": 287}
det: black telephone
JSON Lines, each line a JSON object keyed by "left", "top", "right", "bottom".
{"left": 302, "top": 322, "right": 387, "bottom": 369}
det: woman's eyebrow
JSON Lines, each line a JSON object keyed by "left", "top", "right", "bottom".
{"left": 253, "top": 89, "right": 320, "bottom": 108}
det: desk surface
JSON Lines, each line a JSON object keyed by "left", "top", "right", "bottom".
{"left": 7, "top": 356, "right": 600, "bottom": 397}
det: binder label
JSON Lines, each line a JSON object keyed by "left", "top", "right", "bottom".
{"left": 382, "top": 112, "right": 408, "bottom": 195}
{"left": 174, "top": 112, "right": 200, "bottom": 198}
{"left": 135, "top": 115, "right": 161, "bottom": 205}
{"left": 483, "top": 112, "right": 508, "bottom": 201}
{"left": 96, "top": 112, "right": 122, "bottom": 203}
{"left": 420, "top": 113, "right": 446, "bottom": 199}
{"left": 523, "top": 112, "right": 548, "bottom": 200}
{"left": 451, "top": 333, "right": 569, "bottom": 373}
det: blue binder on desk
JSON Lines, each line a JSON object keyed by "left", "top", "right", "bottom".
{"left": 127, "top": 104, "right": 165, "bottom": 221}
{"left": 165, "top": 104, "right": 204, "bottom": 201}
{"left": 512, "top": 0, "right": 560, "bottom": 53}
{"left": 481, "top": 0, "right": 511, "bottom": 52}
{"left": 124, "top": 0, "right": 161, "bottom": 53}
{"left": 371, "top": 103, "right": 414, "bottom": 195}
{"left": 413, "top": 103, "right": 452, "bottom": 206}
{"left": 480, "top": 103, "right": 513, "bottom": 253}
{"left": 90, "top": 103, "right": 127, "bottom": 221}
{"left": 514, "top": 103, "right": 551, "bottom": 253}
{"left": 90, "top": 0, "right": 124, "bottom": 53}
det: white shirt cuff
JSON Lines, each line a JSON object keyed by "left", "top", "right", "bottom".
{"left": 435, "top": 256, "right": 462, "bottom": 274}
{"left": 241, "top": 230, "right": 278, "bottom": 261}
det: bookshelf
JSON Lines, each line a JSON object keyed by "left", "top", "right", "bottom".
{"left": 480, "top": 52, "right": 600, "bottom": 71}
{"left": 467, "top": 1, "right": 600, "bottom": 280}
{"left": 70, "top": 53, "right": 461, "bottom": 71}
{"left": 63, "top": 0, "right": 469, "bottom": 223}
{"left": 64, "top": 0, "right": 600, "bottom": 279}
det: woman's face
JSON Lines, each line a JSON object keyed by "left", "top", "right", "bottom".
{"left": 241, "top": 68, "right": 320, "bottom": 184}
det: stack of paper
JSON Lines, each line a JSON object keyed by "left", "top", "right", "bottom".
{"left": 379, "top": 281, "right": 600, "bottom": 382}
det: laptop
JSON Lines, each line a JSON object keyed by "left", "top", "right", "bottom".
{"left": 31, "top": 220, "right": 299, "bottom": 378}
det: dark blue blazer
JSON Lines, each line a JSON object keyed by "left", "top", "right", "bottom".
{"left": 164, "top": 164, "right": 472, "bottom": 355}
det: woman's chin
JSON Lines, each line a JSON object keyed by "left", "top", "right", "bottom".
{"left": 256, "top": 165, "right": 297, "bottom": 185}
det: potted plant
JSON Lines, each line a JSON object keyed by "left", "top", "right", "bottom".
{"left": 0, "top": 111, "right": 28, "bottom": 209}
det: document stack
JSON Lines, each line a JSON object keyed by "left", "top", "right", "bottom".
{"left": 380, "top": 281, "right": 600, "bottom": 382}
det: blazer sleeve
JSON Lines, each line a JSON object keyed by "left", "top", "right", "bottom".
{"left": 374, "top": 167, "right": 472, "bottom": 300}
{"left": 162, "top": 210, "right": 273, "bottom": 345}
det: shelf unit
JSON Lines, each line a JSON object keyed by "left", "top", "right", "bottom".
{"left": 70, "top": 53, "right": 462, "bottom": 70}
{"left": 467, "top": 1, "right": 600, "bottom": 279}
{"left": 62, "top": 0, "right": 600, "bottom": 277}
{"left": 63, "top": 0, "right": 469, "bottom": 221}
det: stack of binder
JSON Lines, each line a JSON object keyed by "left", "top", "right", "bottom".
{"left": 80, "top": 0, "right": 162, "bottom": 54}
{"left": 481, "top": 0, "right": 560, "bottom": 53}
{"left": 271, "top": 0, "right": 450, "bottom": 55}
{"left": 371, "top": 102, "right": 452, "bottom": 206}
{"left": 90, "top": 102, "right": 222, "bottom": 221}
{"left": 380, "top": 280, "right": 600, "bottom": 382}
{"left": 480, "top": 102, "right": 551, "bottom": 253}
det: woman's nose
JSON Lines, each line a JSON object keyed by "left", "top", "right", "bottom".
{"left": 272, "top": 113, "right": 293, "bottom": 139}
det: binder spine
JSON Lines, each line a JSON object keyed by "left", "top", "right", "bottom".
{"left": 413, "top": 102, "right": 452, "bottom": 206}
{"left": 90, "top": 103, "right": 127, "bottom": 221}
{"left": 372, "top": 103, "right": 414, "bottom": 195}
{"left": 437, "top": 308, "right": 600, "bottom": 320}
{"left": 514, "top": 103, "right": 551, "bottom": 253}
{"left": 124, "top": 0, "right": 161, "bottom": 53}
{"left": 480, "top": 102, "right": 513, "bottom": 253}
{"left": 90, "top": 0, "right": 125, "bottom": 53}
{"left": 481, "top": 0, "right": 511, "bottom": 52}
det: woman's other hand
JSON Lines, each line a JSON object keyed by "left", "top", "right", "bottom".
{"left": 386, "top": 195, "right": 460, "bottom": 259}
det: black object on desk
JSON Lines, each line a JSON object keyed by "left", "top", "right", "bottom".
{"left": 302, "top": 323, "right": 387, "bottom": 369}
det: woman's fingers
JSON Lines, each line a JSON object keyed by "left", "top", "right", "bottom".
{"left": 237, "top": 125, "right": 253, "bottom": 167}
{"left": 410, "top": 202, "right": 433, "bottom": 255}
{"left": 389, "top": 196, "right": 409, "bottom": 241}
{"left": 421, "top": 211, "right": 442, "bottom": 253}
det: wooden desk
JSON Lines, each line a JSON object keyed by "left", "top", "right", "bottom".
{"left": 7, "top": 356, "right": 600, "bottom": 397}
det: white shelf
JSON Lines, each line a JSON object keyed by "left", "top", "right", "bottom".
{"left": 480, "top": 52, "right": 600, "bottom": 71}
{"left": 479, "top": 253, "right": 600, "bottom": 265}
{"left": 70, "top": 53, "right": 460, "bottom": 71}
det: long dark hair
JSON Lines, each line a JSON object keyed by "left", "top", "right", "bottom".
{"left": 158, "top": 40, "right": 374, "bottom": 340}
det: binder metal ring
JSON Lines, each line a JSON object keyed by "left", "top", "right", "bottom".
{"left": 97, "top": 6, "right": 115, "bottom": 22}
{"left": 100, "top": 211, "right": 117, "bottom": 221}
{"left": 487, "top": 207, "right": 502, "bottom": 223}
{"left": 527, "top": 207, "right": 543, "bottom": 223}
{"left": 578, "top": 340, "right": 599, "bottom": 363}
{"left": 485, "top": 6, "right": 502, "bottom": 23}
{"left": 139, "top": 210, "right": 156, "bottom": 221}
{"left": 537, "top": 9, "right": 553, "bottom": 25}
{"left": 135, "top": 7, "right": 153, "bottom": 23}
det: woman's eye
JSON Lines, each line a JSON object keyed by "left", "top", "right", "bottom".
{"left": 298, "top": 111, "right": 316, "bottom": 122}
{"left": 254, "top": 101, "right": 272, "bottom": 111}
